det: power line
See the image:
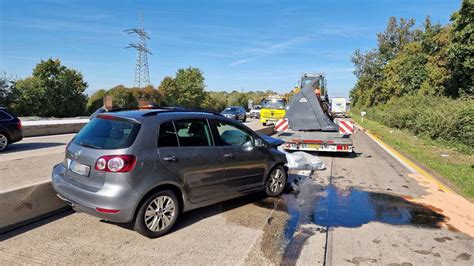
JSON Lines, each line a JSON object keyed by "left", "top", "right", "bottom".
{"left": 124, "top": 12, "right": 152, "bottom": 88}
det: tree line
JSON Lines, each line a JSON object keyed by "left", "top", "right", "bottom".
{"left": 1, "top": 60, "right": 277, "bottom": 117}
{"left": 350, "top": 0, "right": 473, "bottom": 148}
{"left": 350, "top": 0, "right": 472, "bottom": 106}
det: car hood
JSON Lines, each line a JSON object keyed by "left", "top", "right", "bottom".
{"left": 259, "top": 134, "right": 284, "bottom": 147}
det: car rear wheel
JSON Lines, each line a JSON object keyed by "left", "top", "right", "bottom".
{"left": 243, "top": 115, "right": 247, "bottom": 122}
{"left": 0, "top": 133, "right": 8, "bottom": 151}
{"left": 265, "top": 165, "right": 287, "bottom": 197}
{"left": 134, "top": 190, "right": 180, "bottom": 238}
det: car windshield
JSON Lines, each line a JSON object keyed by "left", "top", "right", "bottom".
{"left": 73, "top": 117, "right": 141, "bottom": 149}
{"left": 262, "top": 100, "right": 285, "bottom": 109}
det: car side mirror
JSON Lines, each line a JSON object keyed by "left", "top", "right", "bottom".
{"left": 254, "top": 138, "right": 265, "bottom": 147}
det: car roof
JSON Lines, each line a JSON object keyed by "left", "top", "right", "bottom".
{"left": 103, "top": 109, "right": 222, "bottom": 122}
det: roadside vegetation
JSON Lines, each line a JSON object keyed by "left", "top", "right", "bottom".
{"left": 350, "top": 0, "right": 473, "bottom": 197}
{"left": 353, "top": 113, "right": 473, "bottom": 198}
{"left": 1, "top": 63, "right": 277, "bottom": 117}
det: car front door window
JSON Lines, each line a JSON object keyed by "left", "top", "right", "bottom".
{"left": 215, "top": 121, "right": 253, "bottom": 147}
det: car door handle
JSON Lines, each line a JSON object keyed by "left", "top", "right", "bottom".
{"left": 224, "top": 153, "right": 234, "bottom": 158}
{"left": 163, "top": 156, "right": 177, "bottom": 162}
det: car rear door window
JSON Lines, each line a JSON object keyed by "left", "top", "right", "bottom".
{"left": 158, "top": 121, "right": 179, "bottom": 147}
{"left": 215, "top": 120, "right": 253, "bottom": 147}
{"left": 174, "top": 119, "right": 212, "bottom": 147}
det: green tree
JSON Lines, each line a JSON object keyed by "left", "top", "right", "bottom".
{"left": 382, "top": 42, "right": 428, "bottom": 98}
{"left": 174, "top": 67, "right": 206, "bottom": 108}
{"left": 131, "top": 85, "right": 165, "bottom": 106}
{"left": 158, "top": 76, "right": 177, "bottom": 106}
{"left": 107, "top": 85, "right": 137, "bottom": 108}
{"left": 377, "top": 17, "right": 421, "bottom": 62}
{"left": 420, "top": 20, "right": 452, "bottom": 96}
{"left": 158, "top": 67, "right": 206, "bottom": 109}
{"left": 448, "top": 0, "right": 474, "bottom": 97}
{"left": 14, "top": 59, "right": 87, "bottom": 117}
{"left": 350, "top": 49, "right": 385, "bottom": 106}
{"left": 0, "top": 73, "right": 14, "bottom": 108}
{"left": 86, "top": 89, "right": 107, "bottom": 114}
{"left": 202, "top": 91, "right": 227, "bottom": 112}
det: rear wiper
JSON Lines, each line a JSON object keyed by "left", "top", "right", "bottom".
{"left": 80, "top": 141, "right": 103, "bottom": 149}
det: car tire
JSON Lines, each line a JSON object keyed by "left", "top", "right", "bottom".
{"left": 243, "top": 116, "right": 247, "bottom": 122}
{"left": 0, "top": 133, "right": 9, "bottom": 151}
{"left": 134, "top": 190, "right": 180, "bottom": 238}
{"left": 265, "top": 165, "right": 287, "bottom": 197}
{"left": 262, "top": 122, "right": 267, "bottom": 126}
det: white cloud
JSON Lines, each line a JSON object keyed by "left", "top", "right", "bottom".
{"left": 228, "top": 58, "right": 253, "bottom": 66}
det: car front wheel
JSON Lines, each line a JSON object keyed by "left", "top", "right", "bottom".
{"left": 265, "top": 165, "right": 287, "bottom": 197}
{"left": 0, "top": 133, "right": 8, "bottom": 151}
{"left": 134, "top": 190, "right": 180, "bottom": 238}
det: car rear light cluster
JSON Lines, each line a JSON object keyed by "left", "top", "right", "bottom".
{"left": 95, "top": 207, "right": 120, "bottom": 213}
{"left": 337, "top": 145, "right": 350, "bottom": 151}
{"left": 17, "top": 120, "right": 22, "bottom": 129}
{"left": 95, "top": 155, "right": 136, "bottom": 172}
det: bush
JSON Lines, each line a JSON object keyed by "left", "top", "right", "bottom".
{"left": 362, "top": 95, "right": 473, "bottom": 147}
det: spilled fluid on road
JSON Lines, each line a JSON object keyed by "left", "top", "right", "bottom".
{"left": 282, "top": 181, "right": 446, "bottom": 239}
{"left": 313, "top": 185, "right": 445, "bottom": 228}
{"left": 276, "top": 176, "right": 447, "bottom": 265}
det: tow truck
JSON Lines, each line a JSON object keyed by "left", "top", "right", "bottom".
{"left": 278, "top": 73, "right": 353, "bottom": 153}
{"left": 260, "top": 95, "right": 287, "bottom": 126}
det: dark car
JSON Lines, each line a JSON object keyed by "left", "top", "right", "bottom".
{"left": 221, "top": 106, "right": 247, "bottom": 122}
{"left": 0, "top": 107, "right": 23, "bottom": 151}
{"left": 52, "top": 109, "right": 287, "bottom": 238}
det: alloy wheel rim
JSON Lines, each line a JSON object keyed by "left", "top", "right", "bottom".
{"left": 144, "top": 195, "right": 176, "bottom": 232}
{"left": 269, "top": 169, "right": 284, "bottom": 193}
{"left": 0, "top": 134, "right": 7, "bottom": 150}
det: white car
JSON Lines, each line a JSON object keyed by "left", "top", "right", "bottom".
{"left": 249, "top": 105, "right": 261, "bottom": 119}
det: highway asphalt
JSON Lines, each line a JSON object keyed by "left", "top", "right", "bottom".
{"left": 0, "top": 120, "right": 473, "bottom": 265}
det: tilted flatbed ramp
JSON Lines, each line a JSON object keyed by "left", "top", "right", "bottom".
{"left": 281, "top": 75, "right": 353, "bottom": 152}
{"left": 286, "top": 76, "right": 338, "bottom": 131}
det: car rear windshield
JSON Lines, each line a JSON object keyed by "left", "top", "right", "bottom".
{"left": 73, "top": 117, "right": 141, "bottom": 149}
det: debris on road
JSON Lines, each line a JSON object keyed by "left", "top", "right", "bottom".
{"left": 278, "top": 147, "right": 325, "bottom": 170}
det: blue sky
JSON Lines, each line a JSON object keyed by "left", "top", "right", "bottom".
{"left": 0, "top": 0, "right": 460, "bottom": 97}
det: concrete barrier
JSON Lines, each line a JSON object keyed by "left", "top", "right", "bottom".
{"left": 0, "top": 126, "right": 275, "bottom": 234}
{"left": 22, "top": 119, "right": 89, "bottom": 137}
{"left": 0, "top": 181, "right": 69, "bottom": 234}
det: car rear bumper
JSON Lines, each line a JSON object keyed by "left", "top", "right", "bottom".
{"left": 51, "top": 163, "right": 140, "bottom": 223}
{"left": 9, "top": 128, "right": 23, "bottom": 143}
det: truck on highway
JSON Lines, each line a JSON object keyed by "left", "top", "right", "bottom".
{"left": 278, "top": 73, "right": 353, "bottom": 153}
{"left": 260, "top": 95, "right": 287, "bottom": 126}
{"left": 331, "top": 97, "right": 348, "bottom": 118}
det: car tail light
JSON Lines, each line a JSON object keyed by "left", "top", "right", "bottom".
{"left": 95, "top": 207, "right": 120, "bottom": 213}
{"left": 95, "top": 155, "right": 136, "bottom": 172}
{"left": 17, "top": 120, "right": 22, "bottom": 129}
{"left": 337, "top": 145, "right": 349, "bottom": 151}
